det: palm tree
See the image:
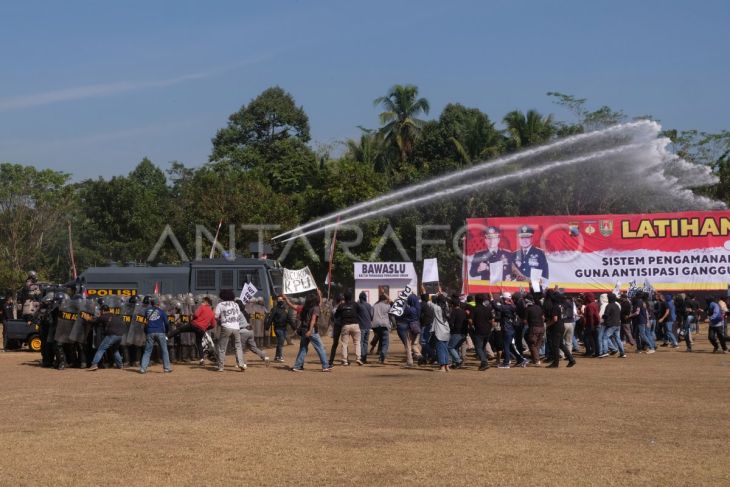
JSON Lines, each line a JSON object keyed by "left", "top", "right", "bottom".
{"left": 344, "top": 127, "right": 389, "bottom": 172}
{"left": 502, "top": 109, "right": 556, "bottom": 150}
{"left": 374, "top": 84, "right": 430, "bottom": 164}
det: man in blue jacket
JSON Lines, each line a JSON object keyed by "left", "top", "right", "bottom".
{"left": 139, "top": 296, "right": 172, "bottom": 374}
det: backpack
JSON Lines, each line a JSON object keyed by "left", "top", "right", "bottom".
{"left": 420, "top": 302, "right": 435, "bottom": 327}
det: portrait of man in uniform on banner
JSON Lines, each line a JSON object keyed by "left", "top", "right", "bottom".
{"left": 469, "top": 226, "right": 514, "bottom": 282}
{"left": 512, "top": 225, "right": 549, "bottom": 281}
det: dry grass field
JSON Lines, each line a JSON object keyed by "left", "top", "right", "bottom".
{"left": 1, "top": 330, "right": 729, "bottom": 486}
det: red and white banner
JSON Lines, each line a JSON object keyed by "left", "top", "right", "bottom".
{"left": 465, "top": 211, "right": 730, "bottom": 293}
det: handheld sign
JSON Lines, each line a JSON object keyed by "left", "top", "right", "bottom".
{"left": 283, "top": 267, "right": 317, "bottom": 294}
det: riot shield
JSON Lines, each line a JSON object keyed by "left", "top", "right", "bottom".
{"left": 69, "top": 298, "right": 97, "bottom": 344}
{"left": 120, "top": 297, "right": 135, "bottom": 347}
{"left": 54, "top": 295, "right": 80, "bottom": 344}
{"left": 127, "top": 303, "right": 148, "bottom": 347}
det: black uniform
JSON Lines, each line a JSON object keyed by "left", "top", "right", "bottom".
{"left": 470, "top": 249, "right": 514, "bottom": 281}
{"left": 544, "top": 295, "right": 574, "bottom": 367}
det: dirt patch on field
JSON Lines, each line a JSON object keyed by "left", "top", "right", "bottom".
{"left": 0, "top": 332, "right": 728, "bottom": 486}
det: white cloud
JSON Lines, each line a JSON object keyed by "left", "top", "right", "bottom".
{"left": 0, "top": 52, "right": 280, "bottom": 112}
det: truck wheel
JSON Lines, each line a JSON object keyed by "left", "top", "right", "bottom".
{"left": 28, "top": 335, "right": 42, "bottom": 352}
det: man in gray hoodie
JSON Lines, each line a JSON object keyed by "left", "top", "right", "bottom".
{"left": 357, "top": 291, "right": 374, "bottom": 364}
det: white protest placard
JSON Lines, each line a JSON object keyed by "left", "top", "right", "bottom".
{"left": 489, "top": 262, "right": 503, "bottom": 284}
{"left": 283, "top": 266, "right": 317, "bottom": 294}
{"left": 239, "top": 282, "right": 258, "bottom": 304}
{"left": 422, "top": 258, "right": 439, "bottom": 283}
{"left": 530, "top": 268, "right": 542, "bottom": 293}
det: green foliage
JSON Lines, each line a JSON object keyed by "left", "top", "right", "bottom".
{"left": 374, "top": 84, "right": 430, "bottom": 166}
{"left": 0, "top": 163, "right": 74, "bottom": 290}
{"left": 502, "top": 109, "right": 556, "bottom": 150}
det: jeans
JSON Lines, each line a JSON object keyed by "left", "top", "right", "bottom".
{"left": 371, "top": 327, "right": 389, "bottom": 362}
{"left": 681, "top": 316, "right": 694, "bottom": 349}
{"left": 448, "top": 333, "right": 465, "bottom": 365}
{"left": 474, "top": 334, "right": 490, "bottom": 365}
{"left": 595, "top": 325, "right": 606, "bottom": 355}
{"left": 604, "top": 325, "right": 624, "bottom": 356}
{"left": 663, "top": 321, "right": 678, "bottom": 346}
{"left": 274, "top": 327, "right": 287, "bottom": 359}
{"left": 91, "top": 335, "right": 123, "bottom": 367}
{"left": 396, "top": 323, "right": 418, "bottom": 366}
{"left": 217, "top": 326, "right": 243, "bottom": 369}
{"left": 293, "top": 332, "right": 329, "bottom": 369}
{"left": 420, "top": 324, "right": 434, "bottom": 361}
{"left": 140, "top": 333, "right": 171, "bottom": 372}
{"left": 638, "top": 324, "right": 656, "bottom": 350}
{"left": 502, "top": 326, "right": 525, "bottom": 365}
{"left": 360, "top": 325, "right": 372, "bottom": 362}
{"left": 435, "top": 339, "right": 449, "bottom": 366}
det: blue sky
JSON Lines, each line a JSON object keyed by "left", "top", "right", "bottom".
{"left": 1, "top": 0, "right": 728, "bottom": 180}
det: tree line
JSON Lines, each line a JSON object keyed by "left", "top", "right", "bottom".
{"left": 1, "top": 86, "right": 729, "bottom": 293}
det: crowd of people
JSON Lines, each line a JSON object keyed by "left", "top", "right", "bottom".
{"left": 287, "top": 284, "right": 730, "bottom": 372}
{"left": 2, "top": 270, "right": 729, "bottom": 374}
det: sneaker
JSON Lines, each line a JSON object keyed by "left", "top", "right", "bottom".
{"left": 518, "top": 359, "right": 529, "bottom": 368}
{"left": 264, "top": 357, "right": 270, "bottom": 367}
{"left": 567, "top": 360, "right": 576, "bottom": 368}
{"left": 164, "top": 369, "right": 173, "bottom": 373}
{"left": 291, "top": 367, "right": 303, "bottom": 372}
{"left": 198, "top": 359, "right": 205, "bottom": 366}
{"left": 321, "top": 367, "right": 333, "bottom": 372}
{"left": 723, "top": 350, "right": 729, "bottom": 354}
{"left": 646, "top": 349, "right": 656, "bottom": 354}
{"left": 341, "top": 360, "right": 350, "bottom": 366}
{"left": 356, "top": 359, "right": 364, "bottom": 366}
{"left": 138, "top": 369, "right": 146, "bottom": 374}
{"left": 497, "top": 364, "right": 510, "bottom": 369}
{"left": 608, "top": 350, "right": 618, "bottom": 355}
{"left": 216, "top": 368, "right": 224, "bottom": 372}
{"left": 598, "top": 353, "right": 609, "bottom": 358}
{"left": 670, "top": 345, "right": 679, "bottom": 349}
{"left": 619, "top": 354, "right": 627, "bottom": 358}
{"left": 478, "top": 363, "right": 489, "bottom": 371}
{"left": 238, "top": 365, "right": 246, "bottom": 371}
{"left": 274, "top": 357, "right": 284, "bottom": 363}
{"left": 527, "top": 361, "right": 541, "bottom": 367}
{"left": 88, "top": 364, "right": 98, "bottom": 371}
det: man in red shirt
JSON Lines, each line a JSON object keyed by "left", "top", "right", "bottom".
{"left": 168, "top": 297, "right": 216, "bottom": 365}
